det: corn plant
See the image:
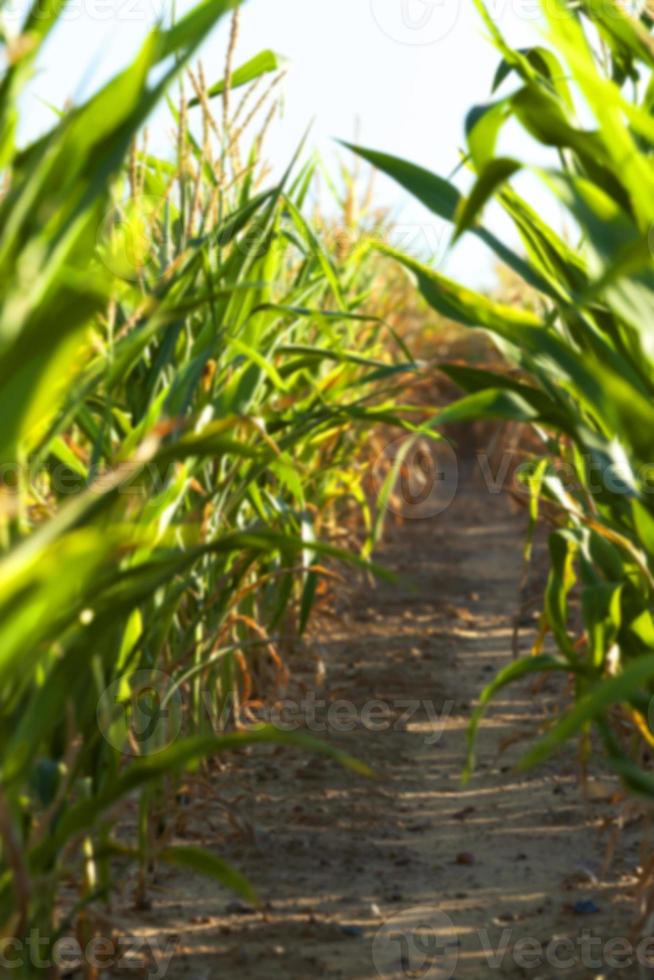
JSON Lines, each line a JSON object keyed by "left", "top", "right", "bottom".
{"left": 0, "top": 2, "right": 434, "bottom": 968}
{"left": 348, "top": 0, "right": 654, "bottom": 799}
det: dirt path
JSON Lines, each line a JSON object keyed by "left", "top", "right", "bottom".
{"left": 123, "top": 456, "right": 644, "bottom": 980}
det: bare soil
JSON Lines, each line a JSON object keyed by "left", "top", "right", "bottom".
{"left": 116, "top": 454, "right": 648, "bottom": 980}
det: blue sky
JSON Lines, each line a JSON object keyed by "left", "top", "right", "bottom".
{"left": 17, "top": 0, "right": 554, "bottom": 284}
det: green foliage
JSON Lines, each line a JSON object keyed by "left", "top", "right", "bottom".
{"left": 348, "top": 0, "right": 654, "bottom": 796}
{"left": 0, "top": 3, "right": 429, "bottom": 960}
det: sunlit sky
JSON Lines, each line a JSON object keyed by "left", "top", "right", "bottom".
{"left": 15, "top": 0, "right": 556, "bottom": 284}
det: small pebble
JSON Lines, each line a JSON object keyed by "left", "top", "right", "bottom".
{"left": 572, "top": 900, "right": 601, "bottom": 915}
{"left": 453, "top": 807, "right": 476, "bottom": 822}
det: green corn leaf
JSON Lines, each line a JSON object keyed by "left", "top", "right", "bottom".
{"left": 189, "top": 49, "right": 287, "bottom": 106}
{"left": 464, "top": 655, "right": 577, "bottom": 782}
{"left": 160, "top": 846, "right": 257, "bottom": 903}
